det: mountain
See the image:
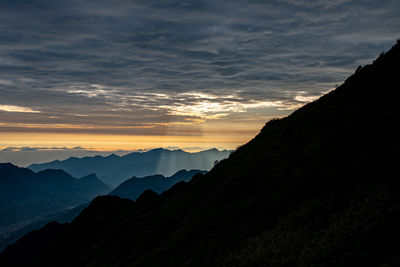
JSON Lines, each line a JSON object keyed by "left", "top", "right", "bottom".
{"left": 0, "top": 203, "right": 87, "bottom": 252}
{"left": 29, "top": 148, "right": 230, "bottom": 187}
{"left": 0, "top": 163, "right": 109, "bottom": 250}
{"left": 1, "top": 41, "right": 400, "bottom": 266}
{"left": 110, "top": 169, "right": 207, "bottom": 200}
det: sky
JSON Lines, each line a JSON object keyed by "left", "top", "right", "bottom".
{"left": 0, "top": 0, "right": 399, "bottom": 159}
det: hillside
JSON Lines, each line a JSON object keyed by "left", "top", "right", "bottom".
{"left": 110, "top": 169, "right": 207, "bottom": 200}
{"left": 0, "top": 202, "right": 88, "bottom": 252}
{"left": 29, "top": 148, "right": 230, "bottom": 187}
{"left": 1, "top": 41, "right": 400, "bottom": 266}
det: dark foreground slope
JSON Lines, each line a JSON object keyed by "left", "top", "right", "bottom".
{"left": 1, "top": 41, "right": 400, "bottom": 266}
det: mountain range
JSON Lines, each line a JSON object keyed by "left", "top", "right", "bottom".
{"left": 29, "top": 148, "right": 230, "bottom": 187}
{"left": 0, "top": 167, "right": 207, "bottom": 251}
{"left": 0, "top": 164, "right": 206, "bottom": 251}
{"left": 1, "top": 41, "right": 400, "bottom": 266}
{"left": 0, "top": 202, "right": 87, "bottom": 252}
{"left": 110, "top": 169, "right": 207, "bottom": 200}
{"left": 0, "top": 163, "right": 109, "bottom": 246}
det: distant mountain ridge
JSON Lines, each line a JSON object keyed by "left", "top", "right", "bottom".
{"left": 29, "top": 148, "right": 230, "bottom": 187}
{"left": 0, "top": 163, "right": 109, "bottom": 249}
{"left": 110, "top": 169, "right": 207, "bottom": 200}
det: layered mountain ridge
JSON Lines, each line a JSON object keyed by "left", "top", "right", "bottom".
{"left": 29, "top": 148, "right": 230, "bottom": 187}
{"left": 0, "top": 163, "right": 109, "bottom": 250}
{"left": 110, "top": 169, "right": 207, "bottom": 200}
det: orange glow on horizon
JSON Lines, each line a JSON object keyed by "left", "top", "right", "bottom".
{"left": 0, "top": 132, "right": 253, "bottom": 151}
{"left": 0, "top": 114, "right": 277, "bottom": 152}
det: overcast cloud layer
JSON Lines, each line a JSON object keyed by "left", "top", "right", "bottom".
{"left": 0, "top": 0, "right": 399, "bottom": 135}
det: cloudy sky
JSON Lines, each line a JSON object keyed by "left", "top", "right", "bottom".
{"left": 0, "top": 0, "right": 399, "bottom": 154}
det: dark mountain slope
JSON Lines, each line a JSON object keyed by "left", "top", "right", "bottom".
{"left": 29, "top": 148, "right": 230, "bottom": 187}
{"left": 1, "top": 41, "right": 400, "bottom": 266}
{"left": 0, "top": 202, "right": 88, "bottom": 252}
{"left": 110, "top": 169, "right": 207, "bottom": 200}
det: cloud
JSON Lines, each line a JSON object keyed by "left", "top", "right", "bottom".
{"left": 0, "top": 146, "right": 84, "bottom": 152}
{"left": 1, "top": 147, "right": 17, "bottom": 152}
{"left": 0, "top": 105, "right": 41, "bottom": 113}
{"left": 0, "top": 0, "right": 398, "bottom": 135}
{"left": 160, "top": 94, "right": 285, "bottom": 120}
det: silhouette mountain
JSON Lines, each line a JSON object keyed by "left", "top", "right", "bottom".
{"left": 0, "top": 163, "right": 109, "bottom": 250}
{"left": 29, "top": 148, "right": 230, "bottom": 187}
{"left": 1, "top": 40, "right": 400, "bottom": 266}
{"left": 0, "top": 202, "right": 87, "bottom": 252}
{"left": 110, "top": 169, "right": 207, "bottom": 200}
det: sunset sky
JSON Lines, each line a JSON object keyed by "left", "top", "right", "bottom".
{"left": 0, "top": 0, "right": 399, "bottom": 154}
